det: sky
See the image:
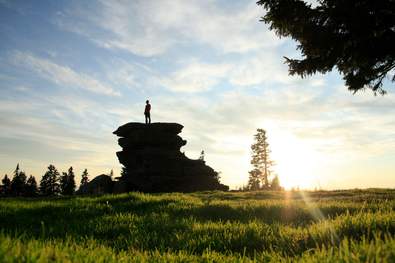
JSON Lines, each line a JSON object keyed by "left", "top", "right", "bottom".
{"left": 0, "top": 0, "right": 394, "bottom": 190}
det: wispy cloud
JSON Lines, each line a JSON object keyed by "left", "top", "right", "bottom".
{"left": 55, "top": 0, "right": 280, "bottom": 56}
{"left": 158, "top": 51, "right": 299, "bottom": 93}
{"left": 0, "top": 95, "right": 120, "bottom": 180}
{"left": 161, "top": 61, "right": 231, "bottom": 92}
{"left": 10, "top": 51, "right": 120, "bottom": 96}
{"left": 228, "top": 52, "right": 294, "bottom": 86}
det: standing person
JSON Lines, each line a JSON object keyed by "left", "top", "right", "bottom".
{"left": 144, "top": 100, "right": 151, "bottom": 124}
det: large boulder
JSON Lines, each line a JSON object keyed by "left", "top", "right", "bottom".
{"left": 114, "top": 122, "right": 229, "bottom": 192}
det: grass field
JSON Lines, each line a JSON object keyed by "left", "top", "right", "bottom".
{"left": 0, "top": 189, "right": 395, "bottom": 262}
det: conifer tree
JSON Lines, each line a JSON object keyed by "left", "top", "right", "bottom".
{"left": 257, "top": 0, "right": 395, "bottom": 94}
{"left": 40, "top": 164, "right": 60, "bottom": 196}
{"left": 1, "top": 174, "right": 11, "bottom": 196}
{"left": 14, "top": 163, "right": 19, "bottom": 176}
{"left": 247, "top": 169, "right": 261, "bottom": 190}
{"left": 60, "top": 167, "right": 76, "bottom": 195}
{"left": 249, "top": 129, "right": 274, "bottom": 189}
{"left": 80, "top": 169, "right": 89, "bottom": 187}
{"left": 60, "top": 172, "right": 68, "bottom": 193}
{"left": 66, "top": 166, "right": 76, "bottom": 194}
{"left": 25, "top": 175, "right": 38, "bottom": 197}
{"left": 10, "top": 164, "right": 27, "bottom": 196}
{"left": 199, "top": 150, "right": 205, "bottom": 161}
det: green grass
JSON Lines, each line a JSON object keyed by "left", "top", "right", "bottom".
{"left": 1, "top": 189, "right": 394, "bottom": 262}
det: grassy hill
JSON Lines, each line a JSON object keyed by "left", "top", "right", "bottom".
{"left": 1, "top": 189, "right": 394, "bottom": 262}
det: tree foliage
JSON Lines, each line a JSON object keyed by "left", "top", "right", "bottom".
{"left": 248, "top": 129, "right": 275, "bottom": 190}
{"left": 40, "top": 164, "right": 60, "bottom": 196}
{"left": 10, "top": 164, "right": 27, "bottom": 196}
{"left": 60, "top": 167, "right": 76, "bottom": 195}
{"left": 247, "top": 169, "right": 261, "bottom": 190}
{"left": 270, "top": 175, "right": 282, "bottom": 190}
{"left": 257, "top": 0, "right": 395, "bottom": 94}
{"left": 25, "top": 175, "right": 38, "bottom": 197}
{"left": 1, "top": 174, "right": 11, "bottom": 196}
{"left": 80, "top": 169, "right": 89, "bottom": 188}
{"left": 1, "top": 165, "right": 39, "bottom": 197}
{"left": 199, "top": 150, "right": 205, "bottom": 161}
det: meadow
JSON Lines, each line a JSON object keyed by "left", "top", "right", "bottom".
{"left": 0, "top": 189, "right": 394, "bottom": 262}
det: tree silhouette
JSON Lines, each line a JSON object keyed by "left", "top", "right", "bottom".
{"left": 270, "top": 175, "right": 282, "bottom": 190}
{"left": 199, "top": 150, "right": 205, "bottom": 161}
{"left": 249, "top": 129, "right": 274, "bottom": 189}
{"left": 10, "top": 164, "right": 27, "bottom": 196}
{"left": 40, "top": 164, "right": 60, "bottom": 196}
{"left": 247, "top": 169, "right": 261, "bottom": 190}
{"left": 1, "top": 174, "right": 11, "bottom": 196}
{"left": 80, "top": 169, "right": 89, "bottom": 188}
{"left": 60, "top": 167, "right": 76, "bottom": 195}
{"left": 257, "top": 0, "right": 395, "bottom": 94}
{"left": 25, "top": 175, "right": 38, "bottom": 197}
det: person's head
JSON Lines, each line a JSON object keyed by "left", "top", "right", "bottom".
{"left": 146, "top": 100, "right": 149, "bottom": 104}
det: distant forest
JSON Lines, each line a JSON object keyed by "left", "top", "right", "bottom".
{"left": 0, "top": 164, "right": 100, "bottom": 197}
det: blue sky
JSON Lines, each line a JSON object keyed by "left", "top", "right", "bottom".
{"left": 0, "top": 0, "right": 394, "bottom": 189}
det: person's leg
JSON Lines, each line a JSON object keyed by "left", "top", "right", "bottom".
{"left": 145, "top": 114, "right": 148, "bottom": 124}
{"left": 148, "top": 113, "right": 151, "bottom": 124}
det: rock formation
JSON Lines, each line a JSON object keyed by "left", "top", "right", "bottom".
{"left": 113, "top": 122, "right": 228, "bottom": 192}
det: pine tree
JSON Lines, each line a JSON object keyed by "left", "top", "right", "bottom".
{"left": 257, "top": 0, "right": 395, "bottom": 94}
{"left": 40, "top": 164, "right": 60, "bottom": 196}
{"left": 14, "top": 164, "right": 19, "bottom": 176}
{"left": 249, "top": 129, "right": 274, "bottom": 189}
{"left": 247, "top": 169, "right": 261, "bottom": 190}
{"left": 25, "top": 175, "right": 38, "bottom": 197}
{"left": 199, "top": 150, "right": 205, "bottom": 161}
{"left": 1, "top": 174, "right": 11, "bottom": 196}
{"left": 60, "top": 167, "right": 76, "bottom": 195}
{"left": 80, "top": 169, "right": 89, "bottom": 187}
{"left": 65, "top": 166, "right": 75, "bottom": 195}
{"left": 60, "top": 172, "right": 68, "bottom": 194}
{"left": 10, "top": 164, "right": 27, "bottom": 196}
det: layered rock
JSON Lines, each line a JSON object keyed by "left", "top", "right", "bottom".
{"left": 113, "top": 122, "right": 228, "bottom": 192}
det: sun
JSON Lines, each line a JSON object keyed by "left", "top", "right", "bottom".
{"left": 270, "top": 130, "right": 322, "bottom": 190}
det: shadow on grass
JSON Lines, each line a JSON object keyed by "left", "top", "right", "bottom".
{"left": 0, "top": 190, "right": 394, "bottom": 255}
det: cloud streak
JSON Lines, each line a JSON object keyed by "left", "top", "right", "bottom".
{"left": 162, "top": 61, "right": 231, "bottom": 92}
{"left": 11, "top": 51, "right": 120, "bottom": 96}
{"left": 56, "top": 0, "right": 280, "bottom": 56}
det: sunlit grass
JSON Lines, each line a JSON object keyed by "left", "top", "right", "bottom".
{"left": 0, "top": 189, "right": 394, "bottom": 262}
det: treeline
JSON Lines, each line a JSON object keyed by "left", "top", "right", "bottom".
{"left": 0, "top": 164, "right": 90, "bottom": 197}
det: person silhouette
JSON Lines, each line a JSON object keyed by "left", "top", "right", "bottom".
{"left": 144, "top": 100, "right": 151, "bottom": 124}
